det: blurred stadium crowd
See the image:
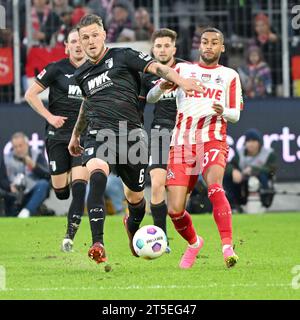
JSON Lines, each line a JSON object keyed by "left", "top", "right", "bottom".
{"left": 0, "top": 0, "right": 300, "bottom": 102}
{"left": 0, "top": 0, "right": 299, "bottom": 217}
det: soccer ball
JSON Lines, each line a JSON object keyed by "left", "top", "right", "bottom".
{"left": 133, "top": 225, "right": 168, "bottom": 259}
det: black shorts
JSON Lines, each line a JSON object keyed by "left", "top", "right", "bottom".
{"left": 82, "top": 130, "right": 148, "bottom": 192}
{"left": 148, "top": 126, "right": 172, "bottom": 172}
{"left": 46, "top": 139, "right": 83, "bottom": 175}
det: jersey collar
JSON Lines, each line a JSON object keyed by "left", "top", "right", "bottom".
{"left": 197, "top": 62, "right": 221, "bottom": 69}
{"left": 93, "top": 47, "right": 110, "bottom": 65}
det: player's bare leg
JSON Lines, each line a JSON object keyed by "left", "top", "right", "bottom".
{"left": 150, "top": 168, "right": 170, "bottom": 252}
{"left": 167, "top": 185, "right": 204, "bottom": 269}
{"left": 86, "top": 158, "right": 109, "bottom": 263}
{"left": 123, "top": 186, "right": 146, "bottom": 257}
{"left": 204, "top": 164, "right": 238, "bottom": 268}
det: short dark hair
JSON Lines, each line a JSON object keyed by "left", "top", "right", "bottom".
{"left": 151, "top": 28, "right": 177, "bottom": 44}
{"left": 65, "top": 28, "right": 78, "bottom": 42}
{"left": 77, "top": 14, "right": 104, "bottom": 31}
{"left": 200, "top": 27, "right": 224, "bottom": 43}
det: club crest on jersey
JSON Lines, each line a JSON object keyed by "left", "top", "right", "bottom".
{"left": 215, "top": 75, "right": 223, "bottom": 84}
{"left": 105, "top": 58, "right": 113, "bottom": 69}
{"left": 201, "top": 74, "right": 211, "bottom": 82}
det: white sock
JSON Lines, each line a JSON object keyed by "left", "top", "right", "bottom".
{"left": 18, "top": 208, "right": 30, "bottom": 218}
{"left": 222, "top": 244, "right": 232, "bottom": 253}
{"left": 188, "top": 236, "right": 200, "bottom": 248}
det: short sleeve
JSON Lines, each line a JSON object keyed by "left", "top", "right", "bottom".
{"left": 124, "top": 48, "right": 155, "bottom": 73}
{"left": 35, "top": 63, "right": 58, "bottom": 89}
{"left": 139, "top": 74, "right": 154, "bottom": 99}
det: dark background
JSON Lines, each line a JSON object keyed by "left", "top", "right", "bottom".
{"left": 1, "top": 97, "right": 299, "bottom": 182}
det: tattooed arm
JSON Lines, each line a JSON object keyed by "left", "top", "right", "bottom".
{"left": 72, "top": 102, "right": 87, "bottom": 137}
{"left": 68, "top": 102, "right": 86, "bottom": 157}
{"left": 145, "top": 62, "right": 205, "bottom": 95}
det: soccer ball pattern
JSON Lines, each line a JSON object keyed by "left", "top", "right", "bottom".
{"left": 132, "top": 225, "right": 168, "bottom": 259}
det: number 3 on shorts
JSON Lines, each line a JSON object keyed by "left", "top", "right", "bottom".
{"left": 139, "top": 168, "right": 145, "bottom": 184}
{"left": 203, "top": 148, "right": 220, "bottom": 167}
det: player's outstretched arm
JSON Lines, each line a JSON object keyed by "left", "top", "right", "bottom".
{"left": 146, "top": 62, "right": 205, "bottom": 96}
{"left": 25, "top": 82, "right": 68, "bottom": 128}
{"left": 146, "top": 80, "right": 175, "bottom": 104}
{"left": 212, "top": 102, "right": 241, "bottom": 123}
{"left": 216, "top": 72, "right": 243, "bottom": 123}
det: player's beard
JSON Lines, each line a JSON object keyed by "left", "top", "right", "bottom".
{"left": 87, "top": 46, "right": 104, "bottom": 62}
{"left": 200, "top": 52, "right": 220, "bottom": 65}
{"left": 158, "top": 56, "right": 173, "bottom": 65}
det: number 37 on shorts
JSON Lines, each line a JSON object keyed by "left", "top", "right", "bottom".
{"left": 202, "top": 141, "right": 229, "bottom": 171}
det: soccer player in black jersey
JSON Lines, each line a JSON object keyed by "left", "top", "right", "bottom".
{"left": 68, "top": 14, "right": 204, "bottom": 264}
{"left": 25, "top": 29, "right": 89, "bottom": 252}
{"left": 139, "top": 29, "right": 185, "bottom": 253}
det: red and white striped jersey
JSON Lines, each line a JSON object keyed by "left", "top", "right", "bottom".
{"left": 171, "top": 62, "right": 243, "bottom": 146}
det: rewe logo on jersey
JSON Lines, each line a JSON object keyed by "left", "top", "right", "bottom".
{"left": 88, "top": 71, "right": 111, "bottom": 91}
{"left": 68, "top": 85, "right": 82, "bottom": 96}
{"left": 186, "top": 87, "right": 222, "bottom": 101}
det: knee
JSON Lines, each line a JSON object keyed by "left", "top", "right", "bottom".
{"left": 54, "top": 185, "right": 70, "bottom": 200}
{"left": 167, "top": 197, "right": 185, "bottom": 214}
{"left": 151, "top": 180, "right": 165, "bottom": 197}
{"left": 168, "top": 203, "right": 184, "bottom": 214}
{"left": 126, "top": 192, "right": 144, "bottom": 204}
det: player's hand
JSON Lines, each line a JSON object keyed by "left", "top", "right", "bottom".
{"left": 180, "top": 78, "right": 205, "bottom": 96}
{"left": 212, "top": 102, "right": 224, "bottom": 115}
{"left": 232, "top": 169, "right": 243, "bottom": 184}
{"left": 47, "top": 114, "right": 68, "bottom": 128}
{"left": 159, "top": 80, "right": 176, "bottom": 91}
{"left": 68, "top": 135, "right": 84, "bottom": 157}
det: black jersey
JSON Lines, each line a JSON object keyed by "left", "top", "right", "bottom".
{"left": 36, "top": 58, "right": 84, "bottom": 141}
{"left": 74, "top": 47, "right": 154, "bottom": 134}
{"left": 139, "top": 58, "right": 185, "bottom": 130}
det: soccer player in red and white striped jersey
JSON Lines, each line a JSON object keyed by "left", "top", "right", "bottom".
{"left": 147, "top": 27, "right": 243, "bottom": 269}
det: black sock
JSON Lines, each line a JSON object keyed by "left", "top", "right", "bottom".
{"left": 127, "top": 198, "right": 146, "bottom": 234}
{"left": 87, "top": 170, "right": 107, "bottom": 245}
{"left": 150, "top": 200, "right": 168, "bottom": 236}
{"left": 66, "top": 179, "right": 87, "bottom": 240}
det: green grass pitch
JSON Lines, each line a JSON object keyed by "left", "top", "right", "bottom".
{"left": 0, "top": 213, "right": 300, "bottom": 300}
